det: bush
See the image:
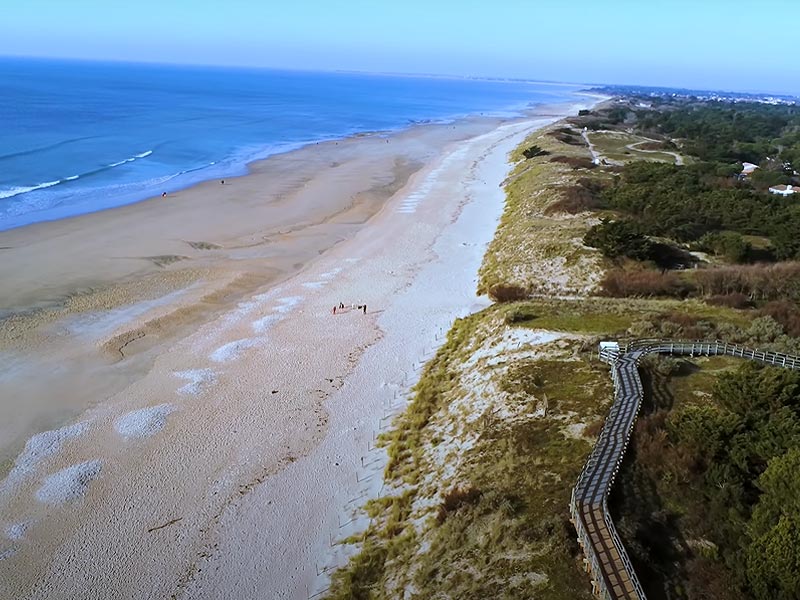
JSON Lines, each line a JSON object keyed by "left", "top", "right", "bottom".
{"left": 657, "top": 311, "right": 709, "bottom": 339}
{"left": 522, "top": 144, "right": 549, "bottom": 159}
{"left": 584, "top": 218, "right": 655, "bottom": 261}
{"left": 488, "top": 283, "right": 529, "bottom": 303}
{"left": 549, "top": 155, "right": 596, "bottom": 170}
{"left": 545, "top": 185, "right": 602, "bottom": 214}
{"left": 697, "top": 231, "right": 753, "bottom": 263}
{"left": 547, "top": 129, "right": 585, "bottom": 146}
{"left": 706, "top": 293, "right": 753, "bottom": 309}
{"left": 504, "top": 306, "right": 537, "bottom": 324}
{"left": 576, "top": 177, "right": 611, "bottom": 195}
{"left": 600, "top": 269, "right": 693, "bottom": 298}
{"left": 694, "top": 262, "right": 800, "bottom": 302}
{"left": 436, "top": 486, "right": 482, "bottom": 524}
{"left": 584, "top": 418, "right": 605, "bottom": 438}
{"left": 759, "top": 300, "right": 800, "bottom": 337}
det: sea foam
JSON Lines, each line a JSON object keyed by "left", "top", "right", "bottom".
{"left": 35, "top": 460, "right": 102, "bottom": 505}
{"left": 5, "top": 521, "right": 29, "bottom": 541}
{"left": 114, "top": 403, "right": 176, "bottom": 439}
{"left": 174, "top": 368, "right": 216, "bottom": 395}
{"left": 7, "top": 421, "right": 90, "bottom": 480}
{"left": 210, "top": 338, "right": 259, "bottom": 363}
{"left": 0, "top": 180, "right": 60, "bottom": 200}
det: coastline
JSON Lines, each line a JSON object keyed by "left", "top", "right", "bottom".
{"left": 0, "top": 102, "right": 588, "bottom": 469}
{"left": 0, "top": 62, "right": 586, "bottom": 235}
{"left": 0, "top": 97, "right": 598, "bottom": 598}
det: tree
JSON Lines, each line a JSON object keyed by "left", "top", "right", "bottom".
{"left": 750, "top": 447, "right": 800, "bottom": 540}
{"left": 698, "top": 231, "right": 753, "bottom": 263}
{"left": 747, "top": 514, "right": 800, "bottom": 599}
{"left": 583, "top": 218, "right": 654, "bottom": 261}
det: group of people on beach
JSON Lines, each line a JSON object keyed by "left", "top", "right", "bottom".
{"left": 333, "top": 302, "right": 367, "bottom": 315}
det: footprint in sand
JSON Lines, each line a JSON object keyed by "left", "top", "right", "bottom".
{"left": 0, "top": 547, "right": 17, "bottom": 561}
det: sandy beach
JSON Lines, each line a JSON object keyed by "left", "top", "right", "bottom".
{"left": 0, "top": 99, "right": 595, "bottom": 599}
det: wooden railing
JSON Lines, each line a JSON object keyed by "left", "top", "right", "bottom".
{"left": 571, "top": 339, "right": 800, "bottom": 600}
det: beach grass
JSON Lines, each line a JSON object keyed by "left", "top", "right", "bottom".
{"left": 325, "top": 114, "right": 752, "bottom": 599}
{"left": 325, "top": 302, "right": 614, "bottom": 599}
{"left": 478, "top": 126, "right": 605, "bottom": 299}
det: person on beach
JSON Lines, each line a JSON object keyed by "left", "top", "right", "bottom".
{"left": 363, "top": 304, "right": 367, "bottom": 314}
{"left": 333, "top": 306, "right": 336, "bottom": 315}
{"left": 339, "top": 302, "right": 344, "bottom": 309}
{"left": 161, "top": 192, "right": 167, "bottom": 197}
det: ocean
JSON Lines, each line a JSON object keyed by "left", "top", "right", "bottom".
{"left": 0, "top": 58, "right": 582, "bottom": 231}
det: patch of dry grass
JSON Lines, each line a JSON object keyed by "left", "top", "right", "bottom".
{"left": 479, "top": 127, "right": 606, "bottom": 298}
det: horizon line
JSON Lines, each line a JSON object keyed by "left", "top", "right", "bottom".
{"left": 0, "top": 52, "right": 797, "bottom": 99}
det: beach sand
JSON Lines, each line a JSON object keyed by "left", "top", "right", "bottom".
{"left": 0, "top": 99, "right": 595, "bottom": 599}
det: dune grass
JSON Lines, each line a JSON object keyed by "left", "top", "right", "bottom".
{"left": 478, "top": 126, "right": 605, "bottom": 299}
{"left": 325, "top": 302, "right": 616, "bottom": 599}
{"left": 325, "top": 115, "right": 753, "bottom": 600}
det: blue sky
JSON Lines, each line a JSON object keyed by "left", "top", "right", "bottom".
{"left": 1, "top": 0, "right": 798, "bottom": 94}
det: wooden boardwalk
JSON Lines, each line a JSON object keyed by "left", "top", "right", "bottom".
{"left": 571, "top": 340, "right": 800, "bottom": 600}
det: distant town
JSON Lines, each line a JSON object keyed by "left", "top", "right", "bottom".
{"left": 589, "top": 84, "right": 798, "bottom": 106}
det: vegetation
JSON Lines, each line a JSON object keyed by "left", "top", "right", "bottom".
{"left": 568, "top": 99, "right": 800, "bottom": 598}
{"left": 637, "top": 103, "right": 800, "bottom": 166}
{"left": 583, "top": 218, "right": 655, "bottom": 261}
{"left": 612, "top": 359, "right": 800, "bottom": 599}
{"left": 521, "top": 144, "right": 549, "bottom": 159}
{"left": 330, "top": 98, "right": 800, "bottom": 600}
{"left": 326, "top": 305, "right": 614, "bottom": 600}
{"left": 593, "top": 160, "right": 800, "bottom": 259}
{"left": 477, "top": 125, "right": 604, "bottom": 298}
{"left": 585, "top": 130, "right": 681, "bottom": 164}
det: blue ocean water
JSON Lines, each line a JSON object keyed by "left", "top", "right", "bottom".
{"left": 0, "top": 58, "right": 581, "bottom": 231}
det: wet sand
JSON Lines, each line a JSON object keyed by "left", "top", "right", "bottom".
{"left": 0, "top": 98, "right": 597, "bottom": 598}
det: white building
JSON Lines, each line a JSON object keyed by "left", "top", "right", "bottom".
{"left": 769, "top": 184, "right": 797, "bottom": 196}
{"left": 741, "top": 162, "right": 759, "bottom": 176}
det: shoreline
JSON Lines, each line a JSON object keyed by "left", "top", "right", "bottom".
{"left": 0, "top": 100, "right": 593, "bottom": 470}
{"left": 0, "top": 92, "right": 584, "bottom": 234}
{"left": 0, "top": 97, "right": 598, "bottom": 598}
{"left": 0, "top": 111, "right": 528, "bottom": 314}
{"left": 0, "top": 111, "right": 527, "bottom": 469}
{"left": 0, "top": 99, "right": 590, "bottom": 309}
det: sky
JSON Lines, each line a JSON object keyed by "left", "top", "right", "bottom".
{"left": 1, "top": 0, "right": 799, "bottom": 95}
